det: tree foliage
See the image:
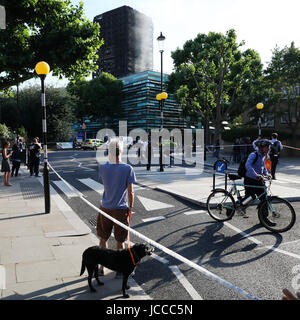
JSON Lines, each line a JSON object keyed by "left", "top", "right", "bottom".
{"left": 168, "top": 29, "right": 263, "bottom": 142}
{"left": 67, "top": 72, "right": 123, "bottom": 122}
{"left": 263, "top": 42, "right": 300, "bottom": 143}
{"left": 0, "top": 0, "right": 103, "bottom": 90}
{"left": 1, "top": 85, "right": 76, "bottom": 141}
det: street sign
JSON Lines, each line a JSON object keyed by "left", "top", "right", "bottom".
{"left": 215, "top": 160, "right": 226, "bottom": 173}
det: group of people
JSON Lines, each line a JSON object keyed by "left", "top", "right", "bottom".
{"left": 232, "top": 133, "right": 283, "bottom": 180}
{"left": 1, "top": 137, "right": 42, "bottom": 186}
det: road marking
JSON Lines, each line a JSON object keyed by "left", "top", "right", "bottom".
{"left": 78, "top": 178, "right": 104, "bottom": 195}
{"left": 169, "top": 265, "right": 203, "bottom": 300}
{"left": 224, "top": 221, "right": 300, "bottom": 260}
{"left": 52, "top": 180, "right": 83, "bottom": 198}
{"left": 137, "top": 196, "right": 174, "bottom": 211}
{"left": 224, "top": 222, "right": 262, "bottom": 245}
{"left": 184, "top": 210, "right": 207, "bottom": 215}
{"left": 276, "top": 178, "right": 300, "bottom": 184}
{"left": 151, "top": 253, "right": 169, "bottom": 264}
{"left": 142, "top": 216, "right": 166, "bottom": 223}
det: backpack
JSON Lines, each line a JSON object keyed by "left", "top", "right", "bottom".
{"left": 237, "top": 151, "right": 258, "bottom": 177}
{"left": 270, "top": 141, "right": 280, "bottom": 156}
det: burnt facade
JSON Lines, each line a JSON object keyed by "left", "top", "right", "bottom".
{"left": 93, "top": 6, "right": 153, "bottom": 78}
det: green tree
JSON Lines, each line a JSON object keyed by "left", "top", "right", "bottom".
{"left": 1, "top": 85, "right": 76, "bottom": 141}
{"left": 0, "top": 123, "right": 11, "bottom": 140}
{"left": 264, "top": 42, "right": 300, "bottom": 145}
{"left": 67, "top": 72, "right": 123, "bottom": 122}
{"left": 168, "top": 29, "right": 263, "bottom": 143}
{"left": 0, "top": 0, "right": 103, "bottom": 90}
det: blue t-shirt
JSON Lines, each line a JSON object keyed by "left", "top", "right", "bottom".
{"left": 98, "top": 162, "right": 136, "bottom": 210}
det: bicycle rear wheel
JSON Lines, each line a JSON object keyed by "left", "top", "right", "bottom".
{"left": 258, "top": 196, "right": 296, "bottom": 233}
{"left": 206, "top": 189, "right": 236, "bottom": 222}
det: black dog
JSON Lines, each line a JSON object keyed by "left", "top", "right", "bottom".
{"left": 80, "top": 243, "right": 154, "bottom": 298}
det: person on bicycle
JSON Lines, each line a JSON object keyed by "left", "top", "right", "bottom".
{"left": 243, "top": 139, "right": 273, "bottom": 218}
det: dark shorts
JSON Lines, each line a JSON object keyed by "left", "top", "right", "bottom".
{"left": 96, "top": 206, "right": 129, "bottom": 243}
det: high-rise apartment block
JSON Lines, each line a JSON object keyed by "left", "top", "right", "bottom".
{"left": 93, "top": 6, "right": 153, "bottom": 78}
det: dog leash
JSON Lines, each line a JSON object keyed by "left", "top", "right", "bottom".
{"left": 128, "top": 210, "right": 136, "bottom": 266}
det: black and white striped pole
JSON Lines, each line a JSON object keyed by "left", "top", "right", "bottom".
{"left": 35, "top": 61, "right": 50, "bottom": 214}
{"left": 256, "top": 102, "right": 264, "bottom": 136}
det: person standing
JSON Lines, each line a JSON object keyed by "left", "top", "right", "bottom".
{"left": 96, "top": 138, "right": 136, "bottom": 278}
{"left": 215, "top": 140, "right": 220, "bottom": 159}
{"left": 1, "top": 141, "right": 13, "bottom": 186}
{"left": 233, "top": 139, "right": 240, "bottom": 163}
{"left": 11, "top": 144, "right": 22, "bottom": 177}
{"left": 269, "top": 133, "right": 283, "bottom": 180}
{"left": 28, "top": 138, "right": 41, "bottom": 177}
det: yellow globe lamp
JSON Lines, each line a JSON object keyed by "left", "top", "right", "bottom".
{"left": 156, "top": 92, "right": 168, "bottom": 101}
{"left": 35, "top": 61, "right": 50, "bottom": 76}
{"left": 160, "top": 92, "right": 168, "bottom": 100}
{"left": 256, "top": 102, "right": 264, "bottom": 110}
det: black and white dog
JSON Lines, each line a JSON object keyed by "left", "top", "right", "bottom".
{"left": 80, "top": 243, "right": 154, "bottom": 298}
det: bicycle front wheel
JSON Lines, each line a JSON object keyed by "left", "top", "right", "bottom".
{"left": 258, "top": 196, "right": 296, "bottom": 233}
{"left": 206, "top": 189, "right": 236, "bottom": 222}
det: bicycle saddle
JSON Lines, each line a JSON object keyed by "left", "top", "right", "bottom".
{"left": 228, "top": 174, "right": 241, "bottom": 180}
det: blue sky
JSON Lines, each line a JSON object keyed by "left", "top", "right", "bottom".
{"left": 25, "top": 0, "right": 300, "bottom": 87}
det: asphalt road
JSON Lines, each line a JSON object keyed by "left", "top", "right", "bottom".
{"left": 47, "top": 150, "right": 300, "bottom": 300}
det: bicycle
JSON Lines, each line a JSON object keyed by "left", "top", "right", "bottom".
{"left": 206, "top": 174, "right": 296, "bottom": 233}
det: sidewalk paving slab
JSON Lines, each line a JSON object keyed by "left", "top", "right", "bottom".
{"left": 0, "top": 168, "right": 150, "bottom": 300}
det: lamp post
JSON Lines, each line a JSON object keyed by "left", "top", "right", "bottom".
{"left": 35, "top": 61, "right": 50, "bottom": 214}
{"left": 157, "top": 32, "right": 166, "bottom": 172}
{"left": 156, "top": 92, "right": 168, "bottom": 171}
{"left": 256, "top": 102, "right": 264, "bottom": 136}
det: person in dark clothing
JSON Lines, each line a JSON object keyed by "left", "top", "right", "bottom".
{"left": 28, "top": 138, "right": 41, "bottom": 177}
{"left": 233, "top": 139, "right": 241, "bottom": 163}
{"left": 11, "top": 144, "right": 22, "bottom": 177}
{"left": 269, "top": 133, "right": 283, "bottom": 180}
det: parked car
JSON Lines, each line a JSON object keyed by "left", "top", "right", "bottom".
{"left": 81, "top": 139, "right": 103, "bottom": 150}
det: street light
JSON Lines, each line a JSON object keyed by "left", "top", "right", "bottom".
{"left": 256, "top": 102, "right": 264, "bottom": 136}
{"left": 35, "top": 61, "right": 50, "bottom": 214}
{"left": 157, "top": 32, "right": 166, "bottom": 172}
{"left": 156, "top": 92, "right": 168, "bottom": 172}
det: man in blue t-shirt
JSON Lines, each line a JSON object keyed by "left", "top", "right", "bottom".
{"left": 96, "top": 138, "right": 136, "bottom": 277}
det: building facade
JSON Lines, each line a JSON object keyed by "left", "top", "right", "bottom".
{"left": 75, "top": 71, "right": 186, "bottom": 139}
{"left": 93, "top": 6, "right": 153, "bottom": 78}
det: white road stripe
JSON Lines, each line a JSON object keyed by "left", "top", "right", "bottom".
{"left": 138, "top": 196, "right": 174, "bottom": 211}
{"left": 52, "top": 180, "right": 83, "bottom": 198}
{"left": 169, "top": 265, "right": 203, "bottom": 300}
{"left": 224, "top": 222, "right": 262, "bottom": 245}
{"left": 184, "top": 210, "right": 207, "bottom": 215}
{"left": 142, "top": 216, "right": 166, "bottom": 223}
{"left": 78, "top": 178, "right": 104, "bottom": 195}
{"left": 224, "top": 221, "right": 300, "bottom": 260}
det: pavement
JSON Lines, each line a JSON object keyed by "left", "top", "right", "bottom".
{"left": 0, "top": 168, "right": 150, "bottom": 300}
{"left": 0, "top": 151, "right": 299, "bottom": 300}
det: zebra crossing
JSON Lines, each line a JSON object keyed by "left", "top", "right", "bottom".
{"left": 50, "top": 176, "right": 205, "bottom": 217}
{"left": 49, "top": 174, "right": 208, "bottom": 300}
